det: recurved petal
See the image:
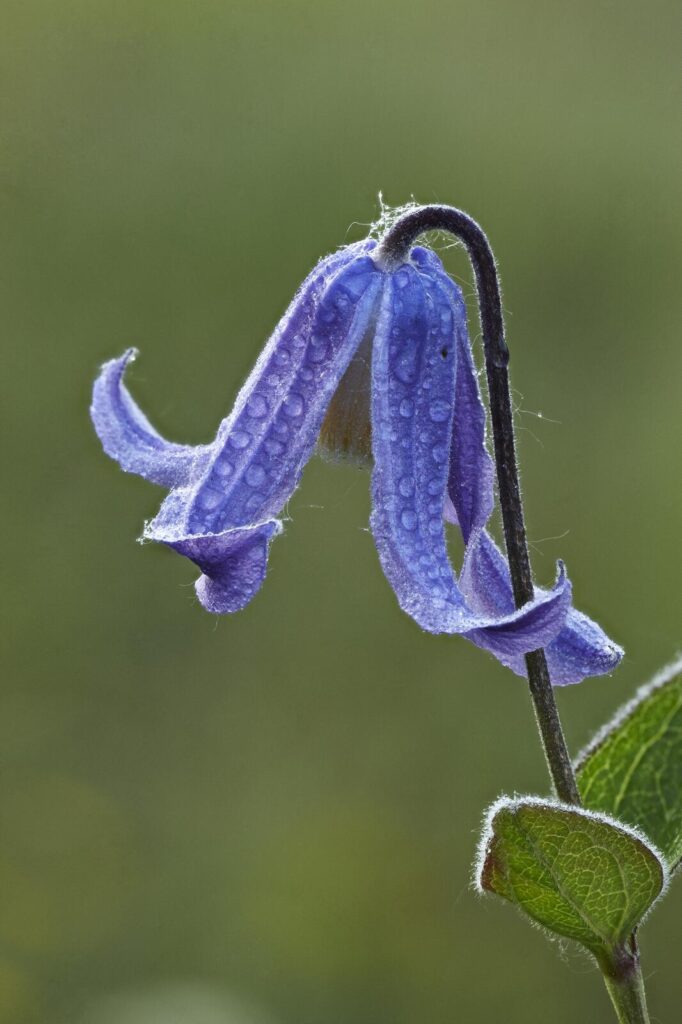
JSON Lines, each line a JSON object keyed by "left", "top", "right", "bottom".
{"left": 369, "top": 263, "right": 571, "bottom": 650}
{"left": 91, "top": 348, "right": 206, "bottom": 487}
{"left": 146, "top": 244, "right": 383, "bottom": 614}
{"left": 149, "top": 519, "right": 282, "bottom": 614}
{"left": 181, "top": 250, "right": 383, "bottom": 539}
{"left": 461, "top": 528, "right": 623, "bottom": 684}
{"left": 411, "top": 247, "right": 495, "bottom": 540}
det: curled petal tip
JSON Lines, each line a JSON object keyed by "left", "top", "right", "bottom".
{"left": 148, "top": 519, "right": 282, "bottom": 614}
{"left": 91, "top": 349, "right": 202, "bottom": 487}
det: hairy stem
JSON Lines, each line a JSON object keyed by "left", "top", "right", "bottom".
{"left": 599, "top": 947, "right": 651, "bottom": 1024}
{"left": 376, "top": 205, "right": 579, "bottom": 802}
{"left": 377, "top": 205, "right": 648, "bottom": 1024}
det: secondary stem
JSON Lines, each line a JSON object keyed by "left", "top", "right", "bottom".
{"left": 377, "top": 204, "right": 650, "bottom": 1024}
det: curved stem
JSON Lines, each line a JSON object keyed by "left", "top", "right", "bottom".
{"left": 379, "top": 205, "right": 650, "bottom": 1023}
{"left": 377, "top": 205, "right": 580, "bottom": 804}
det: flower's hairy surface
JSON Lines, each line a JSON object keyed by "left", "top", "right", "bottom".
{"left": 91, "top": 230, "right": 623, "bottom": 684}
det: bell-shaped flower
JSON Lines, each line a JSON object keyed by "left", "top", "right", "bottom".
{"left": 91, "top": 237, "right": 622, "bottom": 684}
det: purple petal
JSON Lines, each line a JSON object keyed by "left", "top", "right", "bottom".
{"left": 461, "top": 528, "right": 624, "bottom": 684}
{"left": 90, "top": 349, "right": 206, "bottom": 487}
{"left": 412, "top": 247, "right": 494, "bottom": 540}
{"left": 158, "top": 520, "right": 282, "bottom": 613}
{"left": 370, "top": 262, "right": 570, "bottom": 650}
{"left": 147, "top": 246, "right": 384, "bottom": 610}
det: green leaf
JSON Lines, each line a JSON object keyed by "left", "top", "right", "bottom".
{"left": 576, "top": 656, "right": 682, "bottom": 870}
{"left": 476, "top": 797, "right": 666, "bottom": 959}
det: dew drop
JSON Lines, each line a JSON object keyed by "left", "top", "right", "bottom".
{"left": 264, "top": 438, "right": 285, "bottom": 457}
{"left": 432, "top": 444, "right": 447, "bottom": 464}
{"left": 427, "top": 477, "right": 441, "bottom": 495}
{"left": 274, "top": 348, "right": 291, "bottom": 367}
{"left": 246, "top": 492, "right": 265, "bottom": 514}
{"left": 428, "top": 517, "right": 442, "bottom": 535}
{"left": 245, "top": 464, "right": 267, "bottom": 487}
{"left": 213, "top": 454, "right": 234, "bottom": 478}
{"left": 307, "top": 340, "right": 327, "bottom": 363}
{"left": 229, "top": 430, "right": 251, "bottom": 449}
{"left": 283, "top": 393, "right": 305, "bottom": 418}
{"left": 246, "top": 394, "right": 269, "bottom": 418}
{"left": 398, "top": 475, "right": 415, "bottom": 497}
{"left": 199, "top": 487, "right": 223, "bottom": 511}
{"left": 399, "top": 398, "right": 414, "bottom": 418}
{"left": 401, "top": 509, "right": 418, "bottom": 531}
{"left": 393, "top": 350, "right": 418, "bottom": 384}
{"left": 429, "top": 399, "right": 450, "bottom": 422}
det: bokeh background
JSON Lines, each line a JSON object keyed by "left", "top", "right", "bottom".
{"left": 2, "top": 1, "right": 681, "bottom": 1022}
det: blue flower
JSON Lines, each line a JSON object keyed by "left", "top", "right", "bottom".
{"left": 91, "top": 236, "right": 622, "bottom": 684}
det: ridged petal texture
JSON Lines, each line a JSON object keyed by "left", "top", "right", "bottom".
{"left": 369, "top": 261, "right": 571, "bottom": 653}
{"left": 91, "top": 236, "right": 623, "bottom": 683}
{"left": 411, "top": 247, "right": 623, "bottom": 683}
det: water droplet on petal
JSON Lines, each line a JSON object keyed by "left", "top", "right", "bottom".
{"left": 307, "top": 338, "right": 327, "bottom": 363}
{"left": 274, "top": 348, "right": 291, "bottom": 367}
{"left": 401, "top": 509, "right": 418, "bottom": 531}
{"left": 229, "top": 430, "right": 251, "bottom": 449}
{"left": 429, "top": 399, "right": 450, "bottom": 422}
{"left": 427, "top": 477, "right": 441, "bottom": 495}
{"left": 399, "top": 398, "right": 414, "bottom": 418}
{"left": 393, "top": 349, "right": 418, "bottom": 384}
{"left": 398, "top": 476, "right": 415, "bottom": 497}
{"left": 432, "top": 444, "right": 447, "bottom": 464}
{"left": 213, "top": 454, "right": 234, "bottom": 478}
{"left": 246, "top": 492, "right": 265, "bottom": 514}
{"left": 245, "top": 464, "right": 266, "bottom": 487}
{"left": 199, "top": 487, "right": 223, "bottom": 511}
{"left": 264, "top": 438, "right": 285, "bottom": 457}
{"left": 428, "top": 517, "right": 441, "bottom": 535}
{"left": 300, "top": 366, "right": 314, "bottom": 381}
{"left": 246, "top": 394, "right": 269, "bottom": 418}
{"left": 283, "top": 393, "right": 305, "bottom": 417}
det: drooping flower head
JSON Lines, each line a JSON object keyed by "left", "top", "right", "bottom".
{"left": 91, "top": 212, "right": 622, "bottom": 685}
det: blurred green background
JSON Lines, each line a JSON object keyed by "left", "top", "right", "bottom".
{"left": 2, "top": 1, "right": 681, "bottom": 1021}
